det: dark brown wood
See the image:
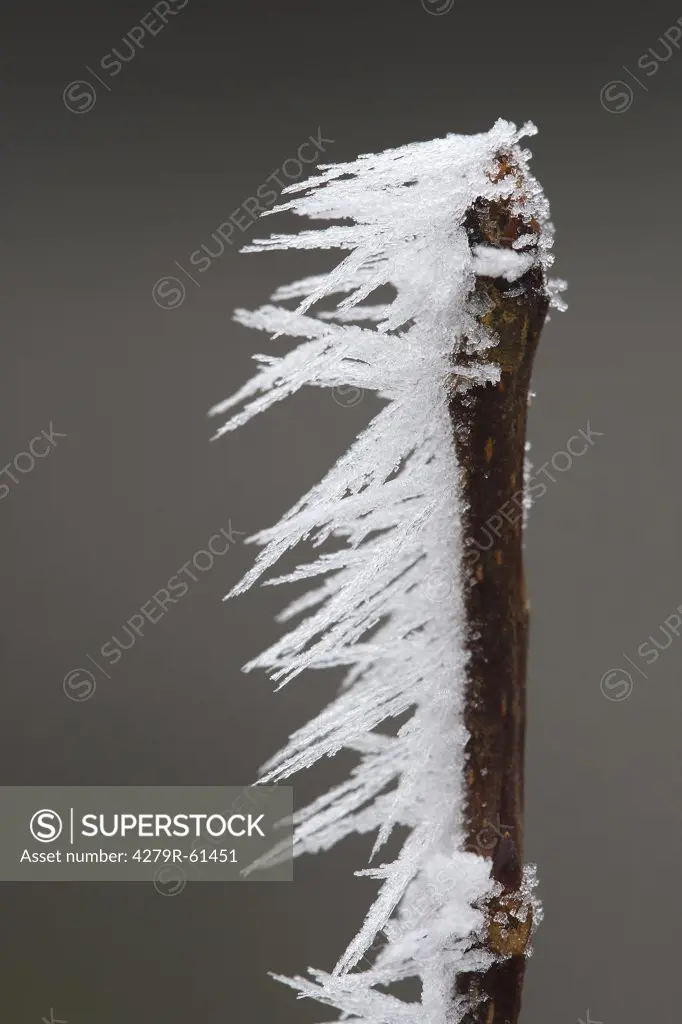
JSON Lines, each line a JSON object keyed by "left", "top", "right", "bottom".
{"left": 448, "top": 157, "right": 549, "bottom": 1024}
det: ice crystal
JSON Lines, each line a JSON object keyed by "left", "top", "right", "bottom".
{"left": 210, "top": 119, "right": 556, "bottom": 1024}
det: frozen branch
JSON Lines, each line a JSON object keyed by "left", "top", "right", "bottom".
{"left": 211, "top": 119, "right": 564, "bottom": 1024}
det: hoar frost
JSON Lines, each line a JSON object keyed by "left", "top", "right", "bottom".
{"left": 211, "top": 119, "right": 557, "bottom": 1024}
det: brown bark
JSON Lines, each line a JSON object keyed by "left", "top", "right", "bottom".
{"left": 448, "top": 159, "right": 549, "bottom": 1024}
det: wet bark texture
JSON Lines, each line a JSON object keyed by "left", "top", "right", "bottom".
{"left": 449, "top": 158, "right": 549, "bottom": 1024}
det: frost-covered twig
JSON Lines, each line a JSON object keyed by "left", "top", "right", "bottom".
{"left": 210, "top": 120, "right": 564, "bottom": 1024}
{"left": 447, "top": 151, "right": 553, "bottom": 1024}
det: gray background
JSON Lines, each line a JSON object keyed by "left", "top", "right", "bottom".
{"left": 1, "top": 0, "right": 680, "bottom": 1022}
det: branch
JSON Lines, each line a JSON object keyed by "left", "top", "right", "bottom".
{"left": 450, "top": 155, "right": 549, "bottom": 1024}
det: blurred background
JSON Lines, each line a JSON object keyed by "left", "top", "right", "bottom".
{"left": 0, "top": 1, "right": 680, "bottom": 1021}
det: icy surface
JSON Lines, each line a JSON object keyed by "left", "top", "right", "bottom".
{"left": 211, "top": 120, "right": 556, "bottom": 1023}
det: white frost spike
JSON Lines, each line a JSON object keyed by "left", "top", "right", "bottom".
{"left": 211, "top": 119, "right": 555, "bottom": 1023}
